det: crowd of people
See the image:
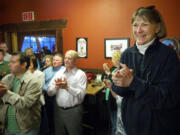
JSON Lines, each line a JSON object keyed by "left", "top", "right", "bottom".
{"left": 0, "top": 43, "right": 87, "bottom": 135}
{"left": 0, "top": 5, "right": 180, "bottom": 135}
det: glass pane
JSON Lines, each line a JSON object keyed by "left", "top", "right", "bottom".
{"left": 21, "top": 36, "right": 56, "bottom": 53}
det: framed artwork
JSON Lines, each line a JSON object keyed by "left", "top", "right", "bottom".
{"left": 76, "top": 37, "right": 88, "bottom": 58}
{"left": 104, "top": 38, "right": 130, "bottom": 58}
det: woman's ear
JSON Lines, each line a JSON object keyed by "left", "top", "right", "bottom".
{"left": 22, "top": 62, "right": 27, "bottom": 70}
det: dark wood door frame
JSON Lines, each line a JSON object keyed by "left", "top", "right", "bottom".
{"left": 0, "top": 19, "right": 67, "bottom": 53}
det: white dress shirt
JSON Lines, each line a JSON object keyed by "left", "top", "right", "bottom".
{"left": 47, "top": 67, "right": 87, "bottom": 108}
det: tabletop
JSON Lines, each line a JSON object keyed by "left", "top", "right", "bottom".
{"left": 86, "top": 82, "right": 104, "bottom": 96}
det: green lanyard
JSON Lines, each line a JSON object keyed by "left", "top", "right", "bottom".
{"left": 105, "top": 68, "right": 117, "bottom": 101}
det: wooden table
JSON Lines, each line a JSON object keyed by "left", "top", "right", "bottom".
{"left": 86, "top": 83, "right": 104, "bottom": 96}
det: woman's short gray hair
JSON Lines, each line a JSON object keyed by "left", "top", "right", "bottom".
{"left": 131, "top": 6, "right": 166, "bottom": 39}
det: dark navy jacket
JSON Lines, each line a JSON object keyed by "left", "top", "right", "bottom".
{"left": 112, "top": 39, "right": 180, "bottom": 135}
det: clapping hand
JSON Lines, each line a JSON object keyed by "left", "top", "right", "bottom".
{"left": 103, "top": 63, "right": 110, "bottom": 75}
{"left": 0, "top": 82, "right": 8, "bottom": 97}
{"left": 112, "top": 63, "right": 134, "bottom": 87}
{"left": 54, "top": 77, "right": 68, "bottom": 89}
{"left": 103, "top": 79, "right": 112, "bottom": 88}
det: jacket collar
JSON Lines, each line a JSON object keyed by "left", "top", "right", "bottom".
{"left": 132, "top": 38, "right": 160, "bottom": 54}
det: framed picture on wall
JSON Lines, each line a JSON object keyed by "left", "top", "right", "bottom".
{"left": 104, "top": 38, "right": 130, "bottom": 58}
{"left": 76, "top": 37, "right": 88, "bottom": 58}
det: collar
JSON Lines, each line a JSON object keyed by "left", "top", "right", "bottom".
{"left": 17, "top": 71, "right": 30, "bottom": 84}
{"left": 133, "top": 38, "right": 159, "bottom": 53}
{"left": 15, "top": 72, "right": 25, "bottom": 81}
{"left": 136, "top": 38, "right": 155, "bottom": 46}
{"left": 53, "top": 66, "right": 63, "bottom": 71}
{"left": 0, "top": 61, "right": 3, "bottom": 64}
{"left": 136, "top": 39, "right": 155, "bottom": 55}
{"left": 64, "top": 67, "right": 77, "bottom": 75}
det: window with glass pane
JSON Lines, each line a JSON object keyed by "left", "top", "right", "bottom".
{"left": 21, "top": 36, "right": 56, "bottom": 53}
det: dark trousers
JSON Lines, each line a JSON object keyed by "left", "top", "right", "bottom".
{"left": 106, "top": 101, "right": 117, "bottom": 135}
{"left": 44, "top": 91, "right": 55, "bottom": 135}
{"left": 39, "top": 105, "right": 49, "bottom": 135}
{"left": 54, "top": 103, "right": 83, "bottom": 135}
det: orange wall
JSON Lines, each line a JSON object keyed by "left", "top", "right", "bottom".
{"left": 0, "top": 0, "right": 180, "bottom": 69}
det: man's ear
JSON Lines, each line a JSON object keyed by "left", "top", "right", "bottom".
{"left": 22, "top": 62, "right": 27, "bottom": 69}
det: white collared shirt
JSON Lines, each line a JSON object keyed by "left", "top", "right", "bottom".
{"left": 4, "top": 53, "right": 11, "bottom": 62}
{"left": 47, "top": 67, "right": 87, "bottom": 108}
